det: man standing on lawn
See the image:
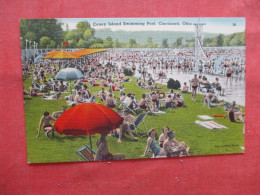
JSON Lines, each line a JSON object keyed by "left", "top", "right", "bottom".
{"left": 191, "top": 74, "right": 199, "bottom": 101}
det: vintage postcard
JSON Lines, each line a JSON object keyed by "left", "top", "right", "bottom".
{"left": 20, "top": 18, "right": 245, "bottom": 163}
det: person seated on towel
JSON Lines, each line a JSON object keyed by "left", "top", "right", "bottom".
{"left": 141, "top": 129, "right": 166, "bottom": 158}
{"left": 106, "top": 93, "right": 117, "bottom": 108}
{"left": 173, "top": 94, "right": 183, "bottom": 107}
{"left": 165, "top": 95, "right": 174, "bottom": 109}
{"left": 163, "top": 130, "right": 189, "bottom": 157}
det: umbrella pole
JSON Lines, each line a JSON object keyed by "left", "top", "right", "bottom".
{"left": 89, "top": 135, "right": 93, "bottom": 155}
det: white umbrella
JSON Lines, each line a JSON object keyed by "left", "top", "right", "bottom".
{"left": 55, "top": 68, "right": 84, "bottom": 93}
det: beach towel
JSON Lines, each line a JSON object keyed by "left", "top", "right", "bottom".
{"left": 153, "top": 110, "right": 166, "bottom": 114}
{"left": 198, "top": 115, "right": 213, "bottom": 120}
{"left": 195, "top": 120, "right": 227, "bottom": 129}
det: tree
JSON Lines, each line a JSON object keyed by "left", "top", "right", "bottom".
{"left": 147, "top": 37, "right": 158, "bottom": 48}
{"left": 216, "top": 34, "right": 224, "bottom": 47}
{"left": 176, "top": 37, "right": 183, "bottom": 48}
{"left": 89, "top": 43, "right": 104, "bottom": 48}
{"left": 76, "top": 21, "right": 94, "bottom": 35}
{"left": 129, "top": 39, "right": 137, "bottom": 48}
{"left": 40, "top": 36, "right": 51, "bottom": 48}
{"left": 113, "top": 39, "right": 121, "bottom": 48}
{"left": 161, "top": 39, "right": 169, "bottom": 48}
{"left": 103, "top": 37, "right": 113, "bottom": 48}
{"left": 20, "top": 19, "right": 63, "bottom": 48}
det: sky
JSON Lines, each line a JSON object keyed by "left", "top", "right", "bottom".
{"left": 58, "top": 18, "right": 245, "bottom": 34}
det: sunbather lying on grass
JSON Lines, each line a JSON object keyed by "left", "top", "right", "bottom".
{"left": 29, "top": 84, "right": 49, "bottom": 97}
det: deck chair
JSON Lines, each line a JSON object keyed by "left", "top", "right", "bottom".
{"left": 76, "top": 144, "right": 96, "bottom": 161}
{"left": 129, "top": 113, "right": 148, "bottom": 136}
{"left": 116, "top": 98, "right": 137, "bottom": 115}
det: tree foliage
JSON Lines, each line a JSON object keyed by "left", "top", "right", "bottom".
{"left": 161, "top": 39, "right": 169, "bottom": 48}
{"left": 20, "top": 19, "right": 245, "bottom": 49}
{"left": 20, "top": 19, "right": 63, "bottom": 48}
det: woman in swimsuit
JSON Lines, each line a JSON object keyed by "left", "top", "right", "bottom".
{"left": 141, "top": 129, "right": 165, "bottom": 157}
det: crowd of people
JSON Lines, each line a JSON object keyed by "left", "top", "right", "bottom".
{"left": 23, "top": 47, "right": 245, "bottom": 161}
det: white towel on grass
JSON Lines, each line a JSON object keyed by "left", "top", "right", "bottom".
{"left": 195, "top": 120, "right": 227, "bottom": 129}
{"left": 198, "top": 115, "right": 213, "bottom": 120}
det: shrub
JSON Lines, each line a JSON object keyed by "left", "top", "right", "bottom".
{"left": 167, "top": 78, "right": 181, "bottom": 89}
{"left": 167, "top": 78, "right": 175, "bottom": 89}
{"left": 173, "top": 80, "right": 181, "bottom": 89}
{"left": 124, "top": 68, "right": 133, "bottom": 76}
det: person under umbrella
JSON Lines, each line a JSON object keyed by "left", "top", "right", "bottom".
{"left": 95, "top": 132, "right": 125, "bottom": 161}
{"left": 55, "top": 68, "right": 84, "bottom": 93}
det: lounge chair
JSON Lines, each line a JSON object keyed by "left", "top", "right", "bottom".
{"left": 76, "top": 144, "right": 96, "bottom": 161}
{"left": 129, "top": 113, "right": 148, "bottom": 136}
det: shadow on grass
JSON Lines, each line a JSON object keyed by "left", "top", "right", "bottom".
{"left": 52, "top": 135, "right": 88, "bottom": 143}
{"left": 24, "top": 96, "right": 32, "bottom": 100}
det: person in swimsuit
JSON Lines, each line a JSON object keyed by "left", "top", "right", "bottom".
{"left": 132, "top": 64, "right": 136, "bottom": 74}
{"left": 229, "top": 101, "right": 244, "bottom": 122}
{"left": 116, "top": 112, "right": 137, "bottom": 143}
{"left": 174, "top": 94, "right": 183, "bottom": 107}
{"left": 212, "top": 78, "right": 225, "bottom": 96}
{"left": 182, "top": 82, "right": 189, "bottom": 93}
{"left": 128, "top": 95, "right": 138, "bottom": 110}
{"left": 106, "top": 93, "right": 117, "bottom": 108}
{"left": 158, "top": 126, "right": 170, "bottom": 148}
{"left": 226, "top": 66, "right": 233, "bottom": 85}
{"left": 165, "top": 95, "right": 174, "bottom": 109}
{"left": 190, "top": 74, "right": 199, "bottom": 101}
{"left": 95, "top": 132, "right": 125, "bottom": 161}
{"left": 139, "top": 94, "right": 152, "bottom": 112}
{"left": 37, "top": 111, "right": 56, "bottom": 138}
{"left": 151, "top": 92, "right": 159, "bottom": 112}
{"left": 29, "top": 84, "right": 49, "bottom": 97}
{"left": 141, "top": 129, "right": 165, "bottom": 157}
{"left": 52, "top": 106, "right": 67, "bottom": 119}
{"left": 98, "top": 88, "right": 108, "bottom": 102}
{"left": 163, "top": 130, "right": 189, "bottom": 157}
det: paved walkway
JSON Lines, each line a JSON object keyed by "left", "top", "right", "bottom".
{"left": 113, "top": 60, "right": 245, "bottom": 106}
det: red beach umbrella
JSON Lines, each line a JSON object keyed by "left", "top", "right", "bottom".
{"left": 54, "top": 103, "right": 123, "bottom": 136}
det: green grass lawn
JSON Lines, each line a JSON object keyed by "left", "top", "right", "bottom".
{"left": 24, "top": 75, "right": 244, "bottom": 163}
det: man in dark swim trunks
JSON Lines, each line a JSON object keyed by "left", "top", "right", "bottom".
{"left": 37, "top": 111, "right": 56, "bottom": 138}
{"left": 190, "top": 74, "right": 199, "bottom": 101}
